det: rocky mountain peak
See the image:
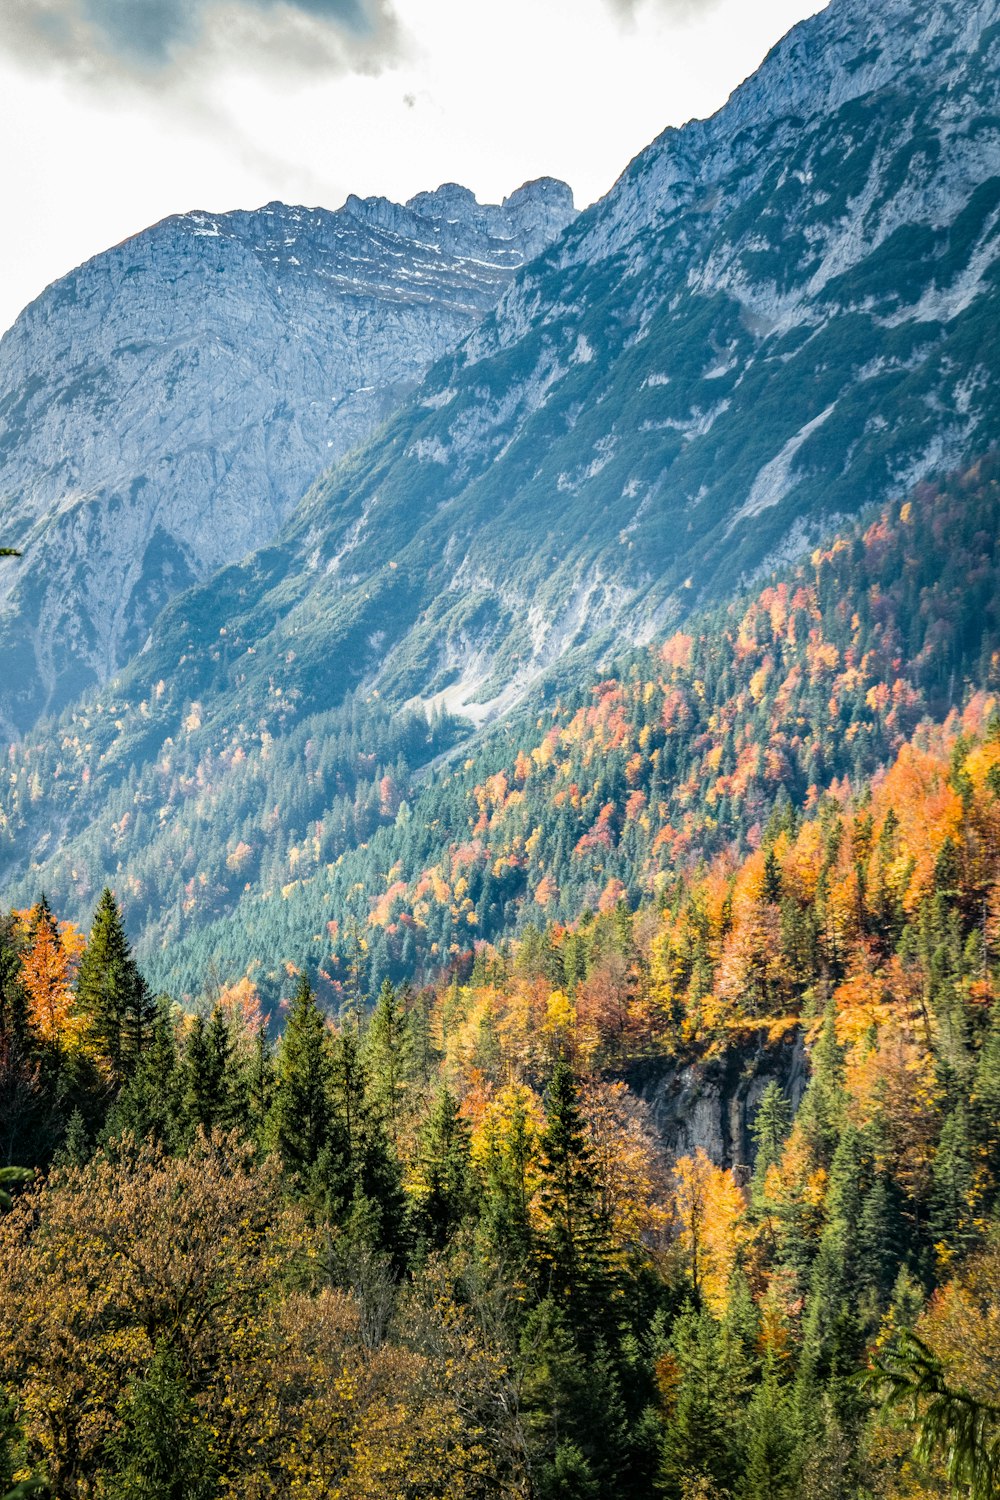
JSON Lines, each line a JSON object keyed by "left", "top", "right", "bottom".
{"left": 0, "top": 178, "right": 577, "bottom": 732}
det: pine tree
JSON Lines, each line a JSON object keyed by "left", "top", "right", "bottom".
{"left": 364, "top": 980, "right": 410, "bottom": 1146}
{"left": 971, "top": 1004, "right": 1000, "bottom": 1204}
{"left": 328, "top": 1019, "right": 406, "bottom": 1256}
{"left": 269, "top": 974, "right": 334, "bottom": 1182}
{"left": 855, "top": 1173, "right": 905, "bottom": 1315}
{"left": 658, "top": 1303, "right": 743, "bottom": 1498}
{"left": 0, "top": 918, "right": 29, "bottom": 1051}
{"left": 106, "top": 1343, "right": 216, "bottom": 1500}
{"left": 480, "top": 1092, "right": 534, "bottom": 1266}
{"left": 750, "top": 1080, "right": 792, "bottom": 1209}
{"left": 76, "top": 889, "right": 155, "bottom": 1088}
{"left": 740, "top": 1351, "right": 797, "bottom": 1500}
{"left": 799, "top": 1125, "right": 865, "bottom": 1387}
{"left": 930, "top": 1104, "right": 977, "bottom": 1265}
{"left": 797, "top": 1002, "right": 846, "bottom": 1167}
{"left": 536, "top": 1062, "right": 613, "bottom": 1328}
{"left": 414, "top": 1086, "right": 472, "bottom": 1250}
{"left": 245, "top": 1023, "right": 274, "bottom": 1148}
{"left": 180, "top": 1010, "right": 238, "bottom": 1141}
{"left": 104, "top": 998, "right": 180, "bottom": 1148}
{"left": 55, "top": 1107, "right": 90, "bottom": 1168}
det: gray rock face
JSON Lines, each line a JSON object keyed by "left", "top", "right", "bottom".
{"left": 626, "top": 1036, "right": 808, "bottom": 1173}
{"left": 125, "top": 0, "right": 1000, "bottom": 744}
{"left": 0, "top": 177, "right": 575, "bottom": 731}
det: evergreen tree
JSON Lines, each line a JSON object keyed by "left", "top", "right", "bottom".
{"left": 269, "top": 974, "right": 334, "bottom": 1183}
{"left": 797, "top": 1002, "right": 846, "bottom": 1167}
{"left": 856, "top": 1173, "right": 905, "bottom": 1315}
{"left": 180, "top": 1009, "right": 238, "bottom": 1141}
{"left": 658, "top": 1303, "right": 742, "bottom": 1498}
{"left": 740, "top": 1351, "right": 797, "bottom": 1500}
{"left": 930, "top": 1104, "right": 977, "bottom": 1264}
{"left": 364, "top": 980, "right": 410, "bottom": 1145}
{"left": 106, "top": 1343, "right": 216, "bottom": 1500}
{"left": 750, "top": 1081, "right": 791, "bottom": 1209}
{"left": 480, "top": 1092, "right": 534, "bottom": 1267}
{"left": 536, "top": 1062, "right": 613, "bottom": 1329}
{"left": 104, "top": 998, "right": 180, "bottom": 1148}
{"left": 76, "top": 889, "right": 155, "bottom": 1089}
{"left": 54, "top": 1107, "right": 90, "bottom": 1167}
{"left": 414, "top": 1086, "right": 472, "bottom": 1250}
{"left": 0, "top": 918, "right": 28, "bottom": 1051}
{"left": 245, "top": 1022, "right": 274, "bottom": 1148}
{"left": 799, "top": 1125, "right": 865, "bottom": 1388}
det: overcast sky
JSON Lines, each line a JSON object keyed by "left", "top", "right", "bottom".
{"left": 0, "top": 0, "right": 826, "bottom": 335}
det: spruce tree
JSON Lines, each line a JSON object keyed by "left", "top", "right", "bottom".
{"left": 269, "top": 974, "right": 334, "bottom": 1183}
{"left": 740, "top": 1351, "right": 797, "bottom": 1500}
{"left": 930, "top": 1104, "right": 977, "bottom": 1264}
{"left": 104, "top": 998, "right": 180, "bottom": 1148}
{"left": 799, "top": 1125, "right": 865, "bottom": 1388}
{"left": 364, "top": 980, "right": 410, "bottom": 1145}
{"left": 797, "top": 1001, "right": 846, "bottom": 1167}
{"left": 536, "top": 1062, "right": 613, "bottom": 1328}
{"left": 414, "top": 1086, "right": 472, "bottom": 1250}
{"left": 750, "top": 1080, "right": 792, "bottom": 1209}
{"left": 76, "top": 888, "right": 155, "bottom": 1089}
{"left": 107, "top": 1343, "right": 216, "bottom": 1500}
{"left": 658, "top": 1303, "right": 743, "bottom": 1498}
{"left": 480, "top": 1092, "right": 534, "bottom": 1266}
{"left": 180, "top": 1010, "right": 237, "bottom": 1141}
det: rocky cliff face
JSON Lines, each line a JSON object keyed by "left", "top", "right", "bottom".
{"left": 93, "top": 0, "right": 1000, "bottom": 749}
{"left": 0, "top": 178, "right": 575, "bottom": 731}
{"left": 627, "top": 1036, "right": 808, "bottom": 1173}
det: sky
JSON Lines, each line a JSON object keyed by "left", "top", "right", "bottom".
{"left": 0, "top": 0, "right": 827, "bottom": 336}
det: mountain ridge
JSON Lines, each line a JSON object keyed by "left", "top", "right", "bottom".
{"left": 100, "top": 0, "right": 1000, "bottom": 739}
{"left": 5, "top": 0, "right": 1000, "bottom": 988}
{"left": 0, "top": 176, "right": 576, "bottom": 732}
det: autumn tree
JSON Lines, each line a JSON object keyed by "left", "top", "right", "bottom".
{"left": 18, "top": 900, "right": 81, "bottom": 1051}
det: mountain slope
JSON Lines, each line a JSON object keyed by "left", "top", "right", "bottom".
{"left": 6, "top": 0, "right": 1000, "bottom": 981}
{"left": 66, "top": 0, "right": 1000, "bottom": 775}
{"left": 5, "top": 453, "right": 999, "bottom": 999}
{"left": 0, "top": 178, "right": 575, "bottom": 732}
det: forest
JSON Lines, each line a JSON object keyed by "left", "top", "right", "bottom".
{"left": 4, "top": 619, "right": 1000, "bottom": 1494}
{"left": 4, "top": 454, "right": 1000, "bottom": 1006}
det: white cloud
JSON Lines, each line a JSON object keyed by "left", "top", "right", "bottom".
{"left": 2, "top": 0, "right": 403, "bottom": 84}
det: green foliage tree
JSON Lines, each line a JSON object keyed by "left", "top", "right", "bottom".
{"left": 106, "top": 1342, "right": 217, "bottom": 1500}
{"left": 76, "top": 888, "right": 155, "bottom": 1090}
{"left": 269, "top": 974, "right": 334, "bottom": 1184}
{"left": 414, "top": 1086, "right": 472, "bottom": 1251}
{"left": 871, "top": 1330, "right": 1000, "bottom": 1500}
{"left": 535, "top": 1062, "right": 613, "bottom": 1330}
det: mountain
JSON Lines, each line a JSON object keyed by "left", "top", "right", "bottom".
{"left": 0, "top": 178, "right": 576, "bottom": 732}
{"left": 5, "top": 0, "right": 1000, "bottom": 980}
{"left": 74, "top": 0, "right": 1000, "bottom": 755}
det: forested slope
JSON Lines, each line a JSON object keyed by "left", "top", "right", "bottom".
{"left": 3, "top": 689, "right": 1000, "bottom": 1496}
{"left": 100, "top": 456, "right": 1000, "bottom": 998}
